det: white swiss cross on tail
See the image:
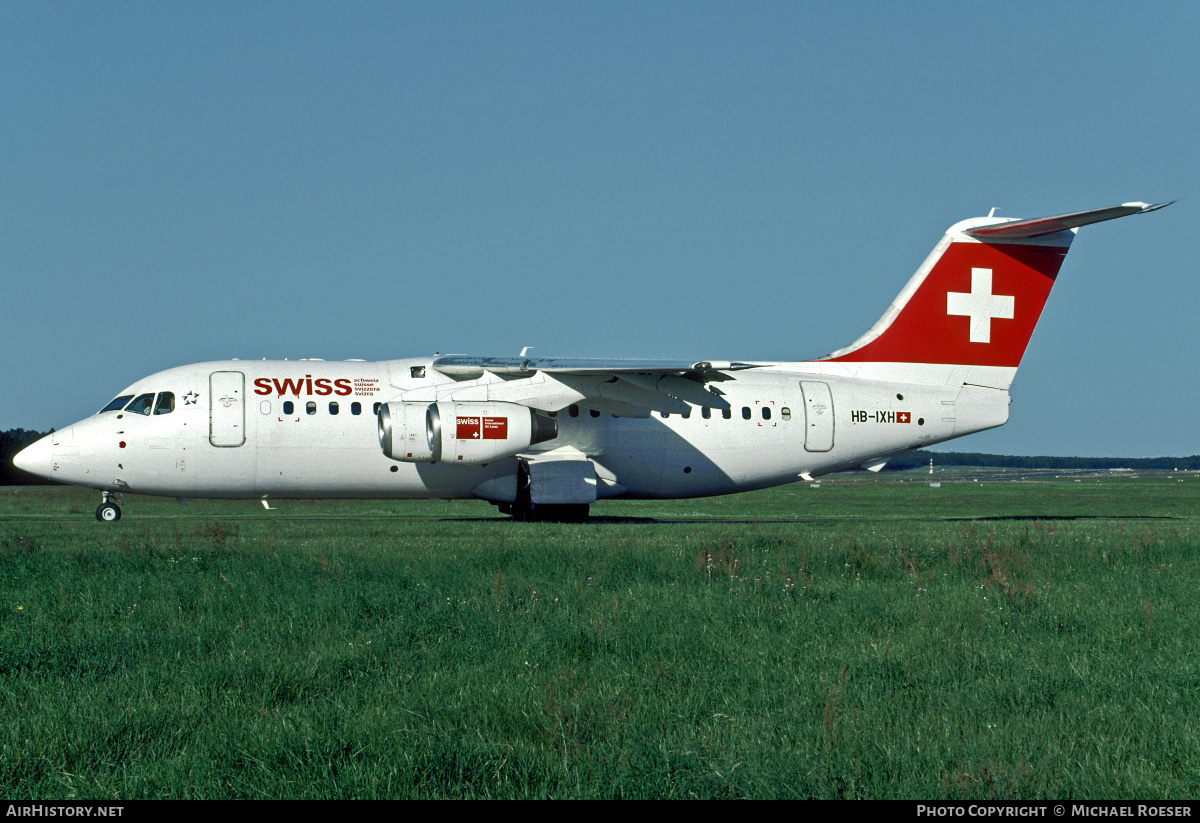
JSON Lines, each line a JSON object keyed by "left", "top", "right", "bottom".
{"left": 946, "top": 268, "right": 1014, "bottom": 344}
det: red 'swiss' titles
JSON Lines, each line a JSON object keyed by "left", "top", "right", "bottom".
{"left": 253, "top": 376, "right": 354, "bottom": 397}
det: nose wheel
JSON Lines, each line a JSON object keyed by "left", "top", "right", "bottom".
{"left": 96, "top": 491, "right": 122, "bottom": 522}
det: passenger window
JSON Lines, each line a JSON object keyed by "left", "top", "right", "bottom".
{"left": 681, "top": 408, "right": 691, "bottom": 419}
{"left": 742, "top": 406, "right": 751, "bottom": 420}
{"left": 306, "top": 401, "right": 316, "bottom": 415}
{"left": 154, "top": 392, "right": 175, "bottom": 415}
{"left": 373, "top": 402, "right": 381, "bottom": 415}
{"left": 351, "top": 402, "right": 362, "bottom": 415}
{"left": 569, "top": 405, "right": 579, "bottom": 417}
{"left": 589, "top": 409, "right": 600, "bottom": 418}
{"left": 722, "top": 408, "right": 732, "bottom": 420}
{"left": 100, "top": 395, "right": 134, "bottom": 413}
{"left": 411, "top": 366, "right": 426, "bottom": 379}
{"left": 702, "top": 407, "right": 711, "bottom": 419}
{"left": 660, "top": 411, "right": 669, "bottom": 418}
{"left": 283, "top": 401, "right": 294, "bottom": 415}
{"left": 329, "top": 402, "right": 339, "bottom": 415}
{"left": 781, "top": 407, "right": 791, "bottom": 421}
{"left": 126, "top": 394, "right": 155, "bottom": 415}
{"left": 762, "top": 407, "right": 771, "bottom": 420}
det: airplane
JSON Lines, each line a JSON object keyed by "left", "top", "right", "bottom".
{"left": 13, "top": 201, "right": 1170, "bottom": 522}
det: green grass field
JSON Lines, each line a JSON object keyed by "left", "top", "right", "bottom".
{"left": 2, "top": 472, "right": 1198, "bottom": 798}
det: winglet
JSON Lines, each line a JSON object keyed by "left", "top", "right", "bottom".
{"left": 963, "top": 201, "right": 1173, "bottom": 239}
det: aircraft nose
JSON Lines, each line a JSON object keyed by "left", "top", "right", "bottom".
{"left": 13, "top": 435, "right": 54, "bottom": 480}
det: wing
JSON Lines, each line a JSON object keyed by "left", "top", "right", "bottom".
{"left": 416, "top": 355, "right": 761, "bottom": 417}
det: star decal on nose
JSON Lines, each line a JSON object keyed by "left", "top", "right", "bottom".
{"left": 183, "top": 391, "right": 199, "bottom": 405}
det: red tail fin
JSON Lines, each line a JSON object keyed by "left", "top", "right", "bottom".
{"left": 823, "top": 202, "right": 1169, "bottom": 375}
{"left": 828, "top": 239, "right": 1067, "bottom": 369}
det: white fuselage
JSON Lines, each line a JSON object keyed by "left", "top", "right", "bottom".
{"left": 33, "top": 358, "right": 1004, "bottom": 503}
{"left": 18, "top": 201, "right": 1167, "bottom": 515}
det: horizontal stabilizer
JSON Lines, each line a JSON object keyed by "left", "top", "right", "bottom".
{"left": 964, "top": 201, "right": 1172, "bottom": 239}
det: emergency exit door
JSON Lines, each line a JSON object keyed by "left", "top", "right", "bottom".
{"left": 210, "top": 371, "right": 246, "bottom": 447}
{"left": 800, "top": 381, "right": 834, "bottom": 452}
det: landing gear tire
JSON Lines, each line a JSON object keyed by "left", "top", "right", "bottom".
{"left": 96, "top": 503, "right": 122, "bottom": 522}
{"left": 498, "top": 502, "right": 590, "bottom": 523}
{"left": 541, "top": 504, "right": 590, "bottom": 523}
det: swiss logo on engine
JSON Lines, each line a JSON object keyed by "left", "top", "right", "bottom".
{"left": 456, "top": 416, "right": 508, "bottom": 440}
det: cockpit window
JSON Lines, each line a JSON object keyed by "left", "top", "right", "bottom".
{"left": 100, "top": 395, "right": 134, "bottom": 413}
{"left": 154, "top": 392, "right": 175, "bottom": 415}
{"left": 125, "top": 393, "right": 155, "bottom": 415}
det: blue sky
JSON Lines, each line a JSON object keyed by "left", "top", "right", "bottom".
{"left": 2, "top": 2, "right": 1196, "bottom": 456}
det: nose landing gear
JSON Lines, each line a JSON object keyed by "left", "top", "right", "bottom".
{"left": 96, "top": 491, "right": 121, "bottom": 522}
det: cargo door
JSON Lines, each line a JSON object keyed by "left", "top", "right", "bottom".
{"left": 800, "top": 380, "right": 834, "bottom": 452}
{"left": 210, "top": 371, "right": 246, "bottom": 447}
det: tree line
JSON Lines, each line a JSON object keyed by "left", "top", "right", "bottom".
{"left": 0, "top": 429, "right": 57, "bottom": 485}
{"left": 884, "top": 449, "right": 1200, "bottom": 472}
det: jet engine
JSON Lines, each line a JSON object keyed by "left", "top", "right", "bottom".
{"left": 378, "top": 401, "right": 556, "bottom": 464}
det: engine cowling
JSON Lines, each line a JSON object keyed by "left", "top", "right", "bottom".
{"left": 378, "top": 401, "right": 556, "bottom": 464}
{"left": 378, "top": 401, "right": 440, "bottom": 461}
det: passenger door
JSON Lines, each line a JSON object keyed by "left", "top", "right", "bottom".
{"left": 209, "top": 371, "right": 246, "bottom": 447}
{"left": 800, "top": 380, "right": 834, "bottom": 452}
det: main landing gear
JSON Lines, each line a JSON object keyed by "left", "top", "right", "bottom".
{"left": 96, "top": 491, "right": 121, "bottom": 522}
{"left": 497, "top": 459, "right": 590, "bottom": 522}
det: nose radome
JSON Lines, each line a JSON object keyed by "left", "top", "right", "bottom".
{"left": 13, "top": 435, "right": 54, "bottom": 480}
